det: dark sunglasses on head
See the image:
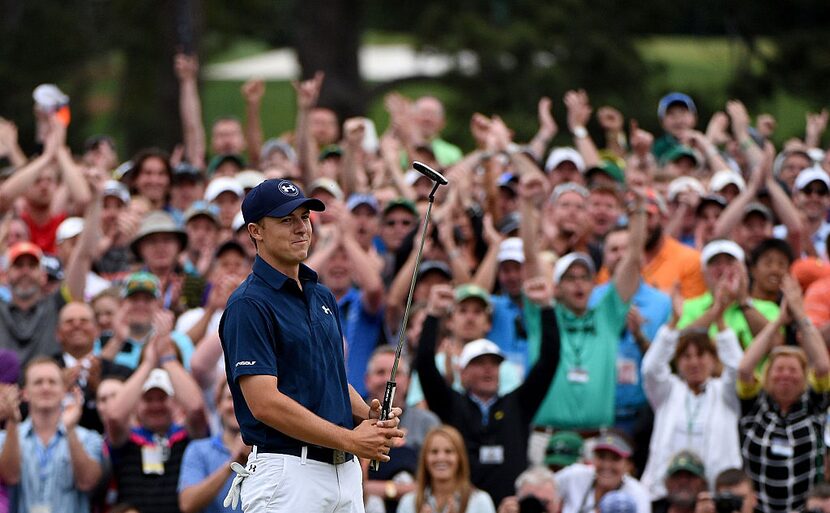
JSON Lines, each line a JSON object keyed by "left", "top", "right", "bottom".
{"left": 385, "top": 219, "right": 413, "bottom": 227}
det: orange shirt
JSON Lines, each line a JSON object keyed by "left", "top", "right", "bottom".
{"left": 596, "top": 237, "right": 705, "bottom": 299}
{"left": 642, "top": 236, "right": 706, "bottom": 298}
{"left": 805, "top": 275, "right": 830, "bottom": 327}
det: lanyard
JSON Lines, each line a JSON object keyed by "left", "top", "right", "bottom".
{"left": 685, "top": 389, "right": 705, "bottom": 444}
{"left": 34, "top": 431, "right": 62, "bottom": 503}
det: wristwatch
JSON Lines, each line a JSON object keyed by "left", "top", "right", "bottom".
{"left": 385, "top": 481, "right": 398, "bottom": 499}
{"left": 573, "top": 126, "right": 588, "bottom": 139}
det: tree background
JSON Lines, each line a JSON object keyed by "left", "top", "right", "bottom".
{"left": 0, "top": 0, "right": 827, "bottom": 158}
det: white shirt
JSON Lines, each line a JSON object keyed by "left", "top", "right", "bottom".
{"left": 555, "top": 463, "right": 652, "bottom": 513}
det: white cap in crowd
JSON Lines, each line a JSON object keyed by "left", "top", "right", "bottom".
{"left": 700, "top": 239, "right": 745, "bottom": 267}
{"left": 667, "top": 176, "right": 706, "bottom": 202}
{"left": 545, "top": 147, "right": 585, "bottom": 174}
{"left": 497, "top": 238, "right": 525, "bottom": 264}
{"left": 553, "top": 252, "right": 595, "bottom": 285}
{"left": 459, "top": 339, "right": 505, "bottom": 369}
{"left": 142, "top": 368, "right": 174, "bottom": 396}
{"left": 56, "top": 217, "right": 84, "bottom": 244}
{"left": 708, "top": 169, "right": 746, "bottom": 194}
{"left": 794, "top": 165, "right": 830, "bottom": 191}
{"left": 205, "top": 177, "right": 244, "bottom": 203}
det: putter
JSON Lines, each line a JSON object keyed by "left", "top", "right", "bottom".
{"left": 370, "top": 161, "right": 448, "bottom": 471}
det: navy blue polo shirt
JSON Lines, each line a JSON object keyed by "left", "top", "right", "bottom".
{"left": 219, "top": 255, "right": 353, "bottom": 451}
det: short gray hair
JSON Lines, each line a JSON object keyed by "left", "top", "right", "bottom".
{"left": 515, "top": 466, "right": 558, "bottom": 496}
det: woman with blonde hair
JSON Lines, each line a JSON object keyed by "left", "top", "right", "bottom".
{"left": 737, "top": 274, "right": 830, "bottom": 513}
{"left": 397, "top": 425, "right": 495, "bottom": 513}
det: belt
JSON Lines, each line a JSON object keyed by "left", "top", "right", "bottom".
{"left": 257, "top": 445, "right": 354, "bottom": 465}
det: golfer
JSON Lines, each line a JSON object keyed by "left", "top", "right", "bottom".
{"left": 220, "top": 178, "right": 403, "bottom": 512}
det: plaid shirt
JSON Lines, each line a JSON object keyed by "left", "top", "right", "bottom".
{"left": 738, "top": 381, "right": 829, "bottom": 513}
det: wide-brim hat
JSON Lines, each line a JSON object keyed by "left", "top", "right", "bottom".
{"left": 130, "top": 210, "right": 188, "bottom": 258}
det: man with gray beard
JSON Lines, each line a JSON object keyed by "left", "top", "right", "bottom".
{"left": 0, "top": 241, "right": 88, "bottom": 366}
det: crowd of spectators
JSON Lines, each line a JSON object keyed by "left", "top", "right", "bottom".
{"left": 0, "top": 51, "right": 830, "bottom": 513}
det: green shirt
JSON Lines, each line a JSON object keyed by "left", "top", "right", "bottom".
{"left": 526, "top": 285, "right": 629, "bottom": 429}
{"left": 677, "top": 292, "right": 779, "bottom": 348}
{"left": 431, "top": 138, "right": 463, "bottom": 166}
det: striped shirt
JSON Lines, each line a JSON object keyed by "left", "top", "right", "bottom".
{"left": 738, "top": 380, "right": 829, "bottom": 513}
{"left": 0, "top": 418, "right": 104, "bottom": 513}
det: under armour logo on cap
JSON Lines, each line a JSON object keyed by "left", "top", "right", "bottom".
{"left": 241, "top": 179, "right": 325, "bottom": 224}
{"left": 278, "top": 181, "right": 299, "bottom": 197}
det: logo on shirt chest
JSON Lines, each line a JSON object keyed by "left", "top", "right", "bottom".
{"left": 321, "top": 305, "right": 332, "bottom": 315}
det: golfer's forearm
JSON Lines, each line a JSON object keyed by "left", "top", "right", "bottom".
{"left": 251, "top": 393, "right": 354, "bottom": 452}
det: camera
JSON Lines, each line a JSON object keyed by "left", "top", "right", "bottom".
{"left": 714, "top": 493, "right": 744, "bottom": 513}
{"left": 519, "top": 495, "right": 548, "bottom": 513}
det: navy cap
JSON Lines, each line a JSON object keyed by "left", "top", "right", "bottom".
{"left": 241, "top": 179, "right": 325, "bottom": 224}
{"left": 658, "top": 92, "right": 697, "bottom": 119}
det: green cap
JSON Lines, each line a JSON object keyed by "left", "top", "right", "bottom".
{"left": 318, "top": 145, "right": 343, "bottom": 161}
{"left": 666, "top": 450, "right": 705, "bottom": 479}
{"left": 660, "top": 145, "right": 699, "bottom": 166}
{"left": 383, "top": 197, "right": 418, "bottom": 217}
{"left": 544, "top": 431, "right": 584, "bottom": 468}
{"left": 206, "top": 153, "right": 245, "bottom": 176}
{"left": 454, "top": 283, "right": 491, "bottom": 307}
{"left": 586, "top": 160, "right": 625, "bottom": 183}
{"left": 123, "top": 272, "right": 161, "bottom": 299}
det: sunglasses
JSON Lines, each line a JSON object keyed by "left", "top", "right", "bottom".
{"left": 803, "top": 186, "right": 829, "bottom": 196}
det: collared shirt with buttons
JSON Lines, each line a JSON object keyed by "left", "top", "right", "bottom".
{"left": 0, "top": 418, "right": 104, "bottom": 513}
{"left": 220, "top": 255, "right": 353, "bottom": 452}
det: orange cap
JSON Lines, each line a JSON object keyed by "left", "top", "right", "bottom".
{"left": 7, "top": 242, "right": 43, "bottom": 264}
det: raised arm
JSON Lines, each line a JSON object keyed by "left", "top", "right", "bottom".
{"left": 0, "top": 124, "right": 61, "bottom": 212}
{"left": 597, "top": 106, "right": 626, "bottom": 158}
{"left": 564, "top": 89, "right": 600, "bottom": 169}
{"left": 174, "top": 53, "right": 206, "bottom": 169}
{"left": 104, "top": 348, "right": 157, "bottom": 447}
{"left": 471, "top": 215, "right": 504, "bottom": 292}
{"left": 293, "top": 72, "right": 324, "bottom": 187}
{"left": 415, "top": 285, "right": 456, "bottom": 420}
{"left": 61, "top": 388, "right": 103, "bottom": 491}
{"left": 241, "top": 78, "right": 265, "bottom": 169}
{"left": 782, "top": 274, "right": 830, "bottom": 378}
{"left": 52, "top": 131, "right": 91, "bottom": 216}
{"left": 64, "top": 168, "right": 105, "bottom": 301}
{"left": 153, "top": 311, "right": 208, "bottom": 437}
{"left": 805, "top": 110, "right": 829, "bottom": 150}
{"left": 528, "top": 97, "right": 557, "bottom": 161}
{"left": 0, "top": 385, "right": 21, "bottom": 485}
{"left": 737, "top": 309, "right": 783, "bottom": 384}
{"left": 518, "top": 173, "right": 548, "bottom": 279}
{"left": 713, "top": 164, "right": 763, "bottom": 239}
{"left": 517, "top": 278, "right": 560, "bottom": 414}
{"left": 0, "top": 118, "right": 27, "bottom": 169}
{"left": 612, "top": 193, "right": 646, "bottom": 302}
{"left": 340, "top": 216, "right": 384, "bottom": 314}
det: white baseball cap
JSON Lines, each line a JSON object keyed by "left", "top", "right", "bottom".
{"left": 708, "top": 170, "right": 746, "bottom": 194}
{"left": 545, "top": 147, "right": 586, "bottom": 174}
{"left": 204, "top": 177, "right": 244, "bottom": 203}
{"left": 700, "top": 239, "right": 745, "bottom": 267}
{"left": 56, "top": 217, "right": 84, "bottom": 244}
{"left": 103, "top": 180, "right": 131, "bottom": 204}
{"left": 553, "top": 252, "right": 595, "bottom": 285}
{"left": 235, "top": 170, "right": 266, "bottom": 190}
{"left": 497, "top": 237, "right": 525, "bottom": 264}
{"left": 667, "top": 176, "right": 706, "bottom": 202}
{"left": 794, "top": 165, "right": 830, "bottom": 192}
{"left": 459, "top": 339, "right": 505, "bottom": 369}
{"left": 142, "top": 368, "right": 174, "bottom": 396}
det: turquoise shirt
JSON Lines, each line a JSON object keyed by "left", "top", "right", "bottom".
{"left": 527, "top": 285, "right": 629, "bottom": 429}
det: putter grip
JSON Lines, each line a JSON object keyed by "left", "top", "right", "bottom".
{"left": 369, "top": 380, "right": 397, "bottom": 471}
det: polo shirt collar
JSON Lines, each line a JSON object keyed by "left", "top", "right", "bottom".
{"left": 252, "top": 255, "right": 318, "bottom": 291}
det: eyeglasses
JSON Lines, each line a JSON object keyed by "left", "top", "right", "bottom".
{"left": 385, "top": 218, "right": 414, "bottom": 227}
